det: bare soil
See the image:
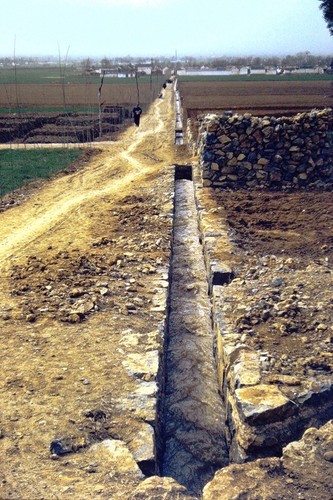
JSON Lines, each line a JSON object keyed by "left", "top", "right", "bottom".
{"left": 0, "top": 82, "right": 162, "bottom": 108}
{"left": 0, "top": 81, "right": 332, "bottom": 499}
{"left": 179, "top": 79, "right": 333, "bottom": 117}
{"left": 0, "top": 90, "right": 186, "bottom": 499}
{"left": 182, "top": 78, "right": 333, "bottom": 391}
{"left": 204, "top": 188, "right": 333, "bottom": 382}
{"left": 0, "top": 80, "right": 164, "bottom": 143}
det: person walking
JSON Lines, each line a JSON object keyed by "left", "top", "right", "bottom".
{"left": 132, "top": 104, "right": 143, "bottom": 127}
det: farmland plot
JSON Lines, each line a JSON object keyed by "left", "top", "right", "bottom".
{"left": 0, "top": 77, "right": 165, "bottom": 143}
{"left": 178, "top": 78, "right": 333, "bottom": 119}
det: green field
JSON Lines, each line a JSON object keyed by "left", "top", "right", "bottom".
{"left": 0, "top": 148, "right": 84, "bottom": 197}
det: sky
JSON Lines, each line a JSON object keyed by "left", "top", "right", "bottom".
{"left": 1, "top": 0, "right": 333, "bottom": 59}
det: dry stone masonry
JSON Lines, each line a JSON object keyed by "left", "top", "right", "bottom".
{"left": 194, "top": 108, "right": 333, "bottom": 190}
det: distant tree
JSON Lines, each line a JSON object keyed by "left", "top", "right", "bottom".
{"left": 319, "top": 0, "right": 333, "bottom": 36}
{"left": 100, "top": 57, "right": 112, "bottom": 68}
{"left": 251, "top": 57, "right": 263, "bottom": 69}
{"left": 81, "top": 58, "right": 94, "bottom": 72}
{"left": 209, "top": 57, "right": 229, "bottom": 69}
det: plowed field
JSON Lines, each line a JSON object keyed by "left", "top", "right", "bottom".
{"left": 178, "top": 78, "right": 333, "bottom": 118}
{"left": 0, "top": 81, "right": 163, "bottom": 108}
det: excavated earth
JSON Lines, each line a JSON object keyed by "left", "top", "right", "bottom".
{"left": 0, "top": 86, "right": 332, "bottom": 499}
{"left": 200, "top": 187, "right": 333, "bottom": 381}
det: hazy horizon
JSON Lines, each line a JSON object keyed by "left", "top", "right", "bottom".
{"left": 3, "top": 52, "right": 333, "bottom": 61}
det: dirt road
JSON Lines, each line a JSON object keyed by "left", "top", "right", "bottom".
{"left": 0, "top": 87, "right": 186, "bottom": 498}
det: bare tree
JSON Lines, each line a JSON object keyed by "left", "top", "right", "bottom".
{"left": 100, "top": 57, "right": 111, "bottom": 68}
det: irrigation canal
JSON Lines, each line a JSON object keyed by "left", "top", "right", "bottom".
{"left": 160, "top": 167, "right": 229, "bottom": 495}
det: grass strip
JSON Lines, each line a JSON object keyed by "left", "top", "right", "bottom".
{"left": 0, "top": 148, "right": 83, "bottom": 197}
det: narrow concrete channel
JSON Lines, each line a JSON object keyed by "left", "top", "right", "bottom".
{"left": 160, "top": 167, "right": 229, "bottom": 495}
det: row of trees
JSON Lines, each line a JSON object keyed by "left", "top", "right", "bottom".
{"left": 197, "top": 53, "right": 332, "bottom": 70}
{"left": 80, "top": 54, "right": 333, "bottom": 72}
{"left": 2, "top": 52, "right": 333, "bottom": 73}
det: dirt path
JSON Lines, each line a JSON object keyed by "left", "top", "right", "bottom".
{"left": 0, "top": 98, "right": 164, "bottom": 266}
{"left": 0, "top": 87, "right": 189, "bottom": 499}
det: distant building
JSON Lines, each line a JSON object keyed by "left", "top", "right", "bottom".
{"left": 97, "top": 64, "right": 157, "bottom": 78}
{"left": 137, "top": 65, "right": 151, "bottom": 75}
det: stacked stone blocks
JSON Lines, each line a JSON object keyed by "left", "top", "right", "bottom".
{"left": 195, "top": 108, "right": 333, "bottom": 190}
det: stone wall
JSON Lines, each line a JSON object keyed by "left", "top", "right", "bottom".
{"left": 194, "top": 108, "right": 333, "bottom": 190}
